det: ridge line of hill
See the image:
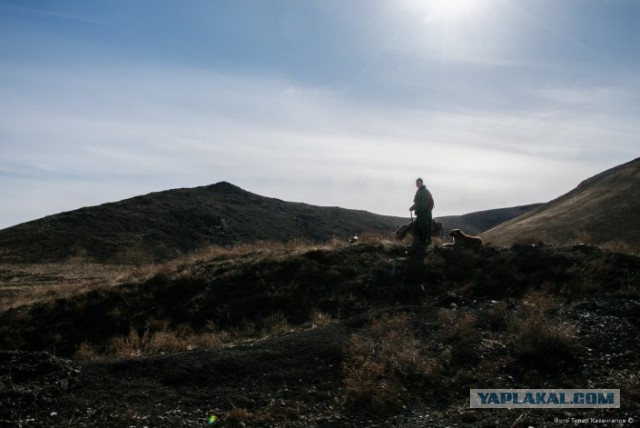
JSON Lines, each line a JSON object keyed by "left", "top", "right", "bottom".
{"left": 0, "top": 182, "right": 538, "bottom": 264}
{"left": 482, "top": 157, "right": 640, "bottom": 251}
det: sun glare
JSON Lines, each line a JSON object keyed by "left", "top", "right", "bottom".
{"left": 398, "top": 0, "right": 499, "bottom": 59}
{"left": 409, "top": 0, "right": 486, "bottom": 24}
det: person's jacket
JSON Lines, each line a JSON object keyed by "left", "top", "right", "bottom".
{"left": 411, "top": 185, "right": 434, "bottom": 215}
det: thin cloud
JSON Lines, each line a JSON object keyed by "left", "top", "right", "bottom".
{"left": 0, "top": 61, "right": 638, "bottom": 228}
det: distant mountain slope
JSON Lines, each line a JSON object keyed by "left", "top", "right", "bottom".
{"left": 0, "top": 182, "right": 405, "bottom": 264}
{"left": 483, "top": 157, "right": 640, "bottom": 250}
{"left": 438, "top": 204, "right": 542, "bottom": 236}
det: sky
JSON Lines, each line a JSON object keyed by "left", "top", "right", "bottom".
{"left": 1, "top": 0, "right": 639, "bottom": 229}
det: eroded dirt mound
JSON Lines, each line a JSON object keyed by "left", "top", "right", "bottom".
{"left": 2, "top": 242, "right": 639, "bottom": 357}
{"left": 1, "top": 242, "right": 639, "bottom": 427}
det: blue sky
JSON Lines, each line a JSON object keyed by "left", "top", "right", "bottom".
{"left": 1, "top": 0, "right": 638, "bottom": 229}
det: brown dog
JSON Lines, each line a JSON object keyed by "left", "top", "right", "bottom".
{"left": 449, "top": 229, "right": 484, "bottom": 249}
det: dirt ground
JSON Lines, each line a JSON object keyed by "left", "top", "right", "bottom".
{"left": 1, "top": 241, "right": 639, "bottom": 427}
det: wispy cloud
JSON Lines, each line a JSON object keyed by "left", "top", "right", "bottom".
{"left": 1, "top": 60, "right": 637, "bottom": 228}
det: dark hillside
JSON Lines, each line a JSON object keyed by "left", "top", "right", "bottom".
{"left": 0, "top": 182, "right": 405, "bottom": 264}
{"left": 439, "top": 203, "right": 542, "bottom": 235}
{"left": 483, "top": 157, "right": 640, "bottom": 250}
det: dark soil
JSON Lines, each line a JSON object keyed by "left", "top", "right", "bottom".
{"left": 1, "top": 242, "right": 639, "bottom": 427}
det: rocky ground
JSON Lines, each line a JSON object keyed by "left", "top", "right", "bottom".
{"left": 1, "top": 241, "right": 639, "bottom": 427}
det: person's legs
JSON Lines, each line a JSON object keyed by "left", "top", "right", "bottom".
{"left": 425, "top": 212, "right": 432, "bottom": 245}
{"left": 415, "top": 214, "right": 429, "bottom": 245}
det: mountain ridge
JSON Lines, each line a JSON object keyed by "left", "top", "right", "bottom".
{"left": 439, "top": 203, "right": 543, "bottom": 236}
{"left": 4, "top": 155, "right": 637, "bottom": 266}
{"left": 0, "top": 181, "right": 544, "bottom": 265}
{"left": 0, "top": 182, "right": 405, "bottom": 264}
{"left": 483, "top": 157, "right": 640, "bottom": 250}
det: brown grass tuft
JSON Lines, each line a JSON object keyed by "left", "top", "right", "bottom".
{"left": 309, "top": 309, "right": 332, "bottom": 327}
{"left": 74, "top": 324, "right": 229, "bottom": 360}
{"left": 509, "top": 315, "right": 578, "bottom": 365}
{"left": 436, "top": 310, "right": 482, "bottom": 365}
{"left": 437, "top": 310, "right": 478, "bottom": 343}
{"left": 507, "top": 296, "right": 579, "bottom": 369}
{"left": 262, "top": 312, "right": 291, "bottom": 336}
{"left": 567, "top": 230, "right": 593, "bottom": 246}
{"left": 74, "top": 341, "right": 100, "bottom": 361}
{"left": 487, "top": 301, "right": 510, "bottom": 331}
{"left": 599, "top": 240, "right": 638, "bottom": 255}
{"left": 342, "top": 313, "right": 437, "bottom": 414}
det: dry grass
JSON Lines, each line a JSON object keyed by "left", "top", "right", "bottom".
{"left": 424, "top": 293, "right": 579, "bottom": 392}
{"left": 223, "top": 399, "right": 306, "bottom": 426}
{"left": 507, "top": 230, "right": 639, "bottom": 256}
{"left": 113, "top": 238, "right": 350, "bottom": 285}
{"left": 437, "top": 310, "right": 478, "bottom": 343}
{"left": 567, "top": 230, "right": 593, "bottom": 246}
{"left": 509, "top": 315, "right": 578, "bottom": 365}
{"left": 342, "top": 313, "right": 437, "bottom": 414}
{"left": 73, "top": 308, "right": 331, "bottom": 361}
{"left": 506, "top": 292, "right": 579, "bottom": 368}
{"left": 0, "top": 263, "right": 128, "bottom": 311}
{"left": 262, "top": 312, "right": 291, "bottom": 336}
{"left": 504, "top": 230, "right": 639, "bottom": 257}
{"left": 74, "top": 325, "right": 229, "bottom": 360}
{"left": 0, "top": 239, "right": 351, "bottom": 313}
{"left": 487, "top": 301, "right": 511, "bottom": 331}
{"left": 2, "top": 236, "right": 407, "bottom": 315}
{"left": 309, "top": 309, "right": 333, "bottom": 327}
{"left": 522, "top": 290, "right": 561, "bottom": 314}
{"left": 356, "top": 231, "right": 396, "bottom": 245}
{"left": 436, "top": 309, "right": 483, "bottom": 366}
{"left": 599, "top": 240, "right": 639, "bottom": 255}
{"left": 74, "top": 341, "right": 101, "bottom": 361}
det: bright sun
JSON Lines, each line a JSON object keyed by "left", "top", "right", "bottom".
{"left": 397, "top": 0, "right": 499, "bottom": 59}
{"left": 409, "top": 0, "right": 485, "bottom": 24}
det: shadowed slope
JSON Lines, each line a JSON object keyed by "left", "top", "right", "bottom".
{"left": 438, "top": 204, "right": 542, "bottom": 236}
{"left": 0, "top": 182, "right": 405, "bottom": 264}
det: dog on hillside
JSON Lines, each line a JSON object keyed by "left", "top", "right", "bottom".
{"left": 449, "top": 229, "right": 484, "bottom": 249}
{"left": 395, "top": 219, "right": 445, "bottom": 241}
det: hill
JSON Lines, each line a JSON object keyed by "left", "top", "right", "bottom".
{"left": 0, "top": 182, "right": 406, "bottom": 264}
{"left": 1, "top": 240, "right": 639, "bottom": 427}
{"left": 0, "top": 180, "right": 546, "bottom": 266}
{"left": 438, "top": 204, "right": 542, "bottom": 236}
{"left": 483, "top": 157, "right": 640, "bottom": 251}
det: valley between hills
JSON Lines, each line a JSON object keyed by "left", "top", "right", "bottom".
{"left": 1, "top": 158, "right": 639, "bottom": 427}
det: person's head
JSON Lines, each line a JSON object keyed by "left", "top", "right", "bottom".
{"left": 415, "top": 178, "right": 423, "bottom": 188}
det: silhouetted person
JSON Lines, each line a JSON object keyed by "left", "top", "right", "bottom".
{"left": 410, "top": 178, "right": 434, "bottom": 248}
